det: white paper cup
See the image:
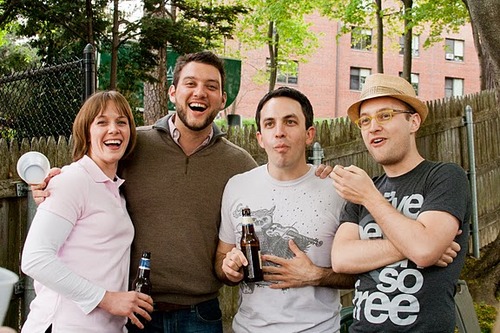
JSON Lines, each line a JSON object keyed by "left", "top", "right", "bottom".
{"left": 0, "top": 268, "right": 18, "bottom": 326}
{"left": 16, "top": 152, "right": 50, "bottom": 185}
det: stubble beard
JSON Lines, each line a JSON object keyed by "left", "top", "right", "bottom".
{"left": 176, "top": 105, "right": 219, "bottom": 132}
{"left": 369, "top": 144, "right": 408, "bottom": 169}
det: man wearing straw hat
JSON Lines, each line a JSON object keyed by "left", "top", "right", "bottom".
{"left": 330, "top": 74, "right": 471, "bottom": 332}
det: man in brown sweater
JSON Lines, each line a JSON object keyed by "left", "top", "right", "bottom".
{"left": 120, "top": 51, "right": 257, "bottom": 332}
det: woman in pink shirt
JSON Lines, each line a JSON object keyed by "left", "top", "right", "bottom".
{"left": 21, "top": 91, "right": 153, "bottom": 333}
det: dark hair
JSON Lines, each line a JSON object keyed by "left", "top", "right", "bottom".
{"left": 72, "top": 91, "right": 137, "bottom": 162}
{"left": 172, "top": 51, "right": 226, "bottom": 91}
{"left": 255, "top": 87, "right": 314, "bottom": 131}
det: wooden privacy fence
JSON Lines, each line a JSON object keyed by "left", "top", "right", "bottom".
{"left": 1, "top": 89, "right": 499, "bottom": 329}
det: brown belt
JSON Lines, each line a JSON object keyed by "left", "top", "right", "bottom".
{"left": 154, "top": 302, "right": 192, "bottom": 312}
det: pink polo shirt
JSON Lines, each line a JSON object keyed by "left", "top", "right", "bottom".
{"left": 22, "top": 155, "right": 134, "bottom": 333}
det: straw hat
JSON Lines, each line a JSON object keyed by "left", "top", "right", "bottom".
{"left": 347, "top": 73, "right": 428, "bottom": 123}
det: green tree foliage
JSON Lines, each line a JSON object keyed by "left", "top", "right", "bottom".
{"left": 0, "top": 0, "right": 248, "bottom": 126}
{"left": 98, "top": 41, "right": 147, "bottom": 126}
{"left": 0, "top": 0, "right": 247, "bottom": 85}
{"left": 228, "top": 0, "right": 319, "bottom": 91}
{"left": 410, "top": 0, "right": 468, "bottom": 47}
{"left": 165, "top": 0, "right": 248, "bottom": 50}
{"left": 319, "top": 0, "right": 468, "bottom": 48}
{"left": 0, "top": 0, "right": 110, "bottom": 62}
{"left": 318, "top": 0, "right": 468, "bottom": 79}
{"left": 0, "top": 32, "right": 40, "bottom": 75}
{"left": 132, "top": 0, "right": 247, "bottom": 68}
{"left": 138, "top": 0, "right": 248, "bottom": 123}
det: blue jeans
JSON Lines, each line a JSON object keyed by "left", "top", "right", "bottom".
{"left": 127, "top": 298, "right": 223, "bottom": 333}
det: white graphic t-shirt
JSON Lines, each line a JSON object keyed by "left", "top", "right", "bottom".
{"left": 219, "top": 165, "right": 345, "bottom": 333}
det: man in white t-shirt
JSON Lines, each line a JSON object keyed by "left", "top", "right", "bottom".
{"left": 215, "top": 87, "right": 356, "bottom": 333}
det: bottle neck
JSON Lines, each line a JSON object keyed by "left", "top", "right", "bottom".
{"left": 242, "top": 223, "right": 256, "bottom": 234}
{"left": 137, "top": 258, "right": 151, "bottom": 278}
{"left": 241, "top": 215, "right": 255, "bottom": 233}
{"left": 137, "top": 268, "right": 150, "bottom": 279}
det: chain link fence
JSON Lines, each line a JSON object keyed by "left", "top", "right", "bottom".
{"left": 0, "top": 59, "right": 84, "bottom": 141}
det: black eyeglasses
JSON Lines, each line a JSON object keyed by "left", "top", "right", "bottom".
{"left": 355, "top": 108, "right": 415, "bottom": 129}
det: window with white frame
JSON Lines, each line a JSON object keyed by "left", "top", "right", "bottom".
{"left": 399, "top": 72, "right": 420, "bottom": 95}
{"left": 445, "top": 77, "right": 464, "bottom": 98}
{"left": 267, "top": 58, "right": 299, "bottom": 85}
{"left": 445, "top": 39, "right": 464, "bottom": 62}
{"left": 399, "top": 35, "right": 420, "bottom": 57}
{"left": 350, "top": 67, "right": 371, "bottom": 91}
{"left": 351, "top": 27, "right": 372, "bottom": 51}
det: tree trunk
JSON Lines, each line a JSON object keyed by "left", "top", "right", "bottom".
{"left": 401, "top": 0, "right": 413, "bottom": 82}
{"left": 463, "top": 0, "right": 498, "bottom": 90}
{"left": 85, "top": 0, "right": 94, "bottom": 45}
{"left": 375, "top": 0, "right": 383, "bottom": 73}
{"left": 110, "top": 0, "right": 119, "bottom": 90}
{"left": 143, "top": 1, "right": 169, "bottom": 125}
{"left": 143, "top": 46, "right": 168, "bottom": 125}
{"left": 268, "top": 21, "right": 278, "bottom": 92}
{"left": 463, "top": 0, "right": 500, "bottom": 88}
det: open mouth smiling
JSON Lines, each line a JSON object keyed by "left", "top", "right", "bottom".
{"left": 104, "top": 139, "right": 122, "bottom": 147}
{"left": 370, "top": 137, "right": 385, "bottom": 145}
{"left": 189, "top": 103, "right": 208, "bottom": 112}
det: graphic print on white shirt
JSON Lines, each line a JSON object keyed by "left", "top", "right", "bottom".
{"left": 232, "top": 203, "right": 325, "bottom": 293}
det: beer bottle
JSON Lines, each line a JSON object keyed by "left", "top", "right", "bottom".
{"left": 240, "top": 207, "right": 263, "bottom": 282}
{"left": 132, "top": 251, "right": 152, "bottom": 325}
{"left": 133, "top": 251, "right": 152, "bottom": 295}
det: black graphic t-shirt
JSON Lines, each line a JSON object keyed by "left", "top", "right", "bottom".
{"left": 340, "top": 161, "right": 471, "bottom": 332}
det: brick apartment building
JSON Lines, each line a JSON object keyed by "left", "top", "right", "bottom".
{"left": 228, "top": 13, "right": 480, "bottom": 120}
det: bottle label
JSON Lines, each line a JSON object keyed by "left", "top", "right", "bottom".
{"left": 139, "top": 258, "right": 150, "bottom": 270}
{"left": 242, "top": 216, "right": 254, "bottom": 225}
{"left": 242, "top": 246, "right": 263, "bottom": 281}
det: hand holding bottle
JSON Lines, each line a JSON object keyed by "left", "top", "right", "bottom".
{"left": 221, "top": 208, "right": 263, "bottom": 284}
{"left": 131, "top": 251, "right": 153, "bottom": 327}
{"left": 98, "top": 290, "right": 153, "bottom": 329}
{"left": 240, "top": 207, "right": 263, "bottom": 283}
{"left": 222, "top": 247, "right": 247, "bottom": 283}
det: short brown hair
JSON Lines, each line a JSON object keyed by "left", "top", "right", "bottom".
{"left": 72, "top": 91, "right": 137, "bottom": 161}
{"left": 172, "top": 51, "right": 226, "bottom": 91}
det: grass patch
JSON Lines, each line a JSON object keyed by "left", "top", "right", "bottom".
{"left": 475, "top": 302, "right": 497, "bottom": 333}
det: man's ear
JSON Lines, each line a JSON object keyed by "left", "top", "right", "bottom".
{"left": 410, "top": 113, "right": 421, "bottom": 133}
{"left": 220, "top": 92, "right": 227, "bottom": 110}
{"left": 305, "top": 126, "right": 316, "bottom": 145}
{"left": 256, "top": 131, "right": 264, "bottom": 149}
{"left": 168, "top": 85, "right": 176, "bottom": 104}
